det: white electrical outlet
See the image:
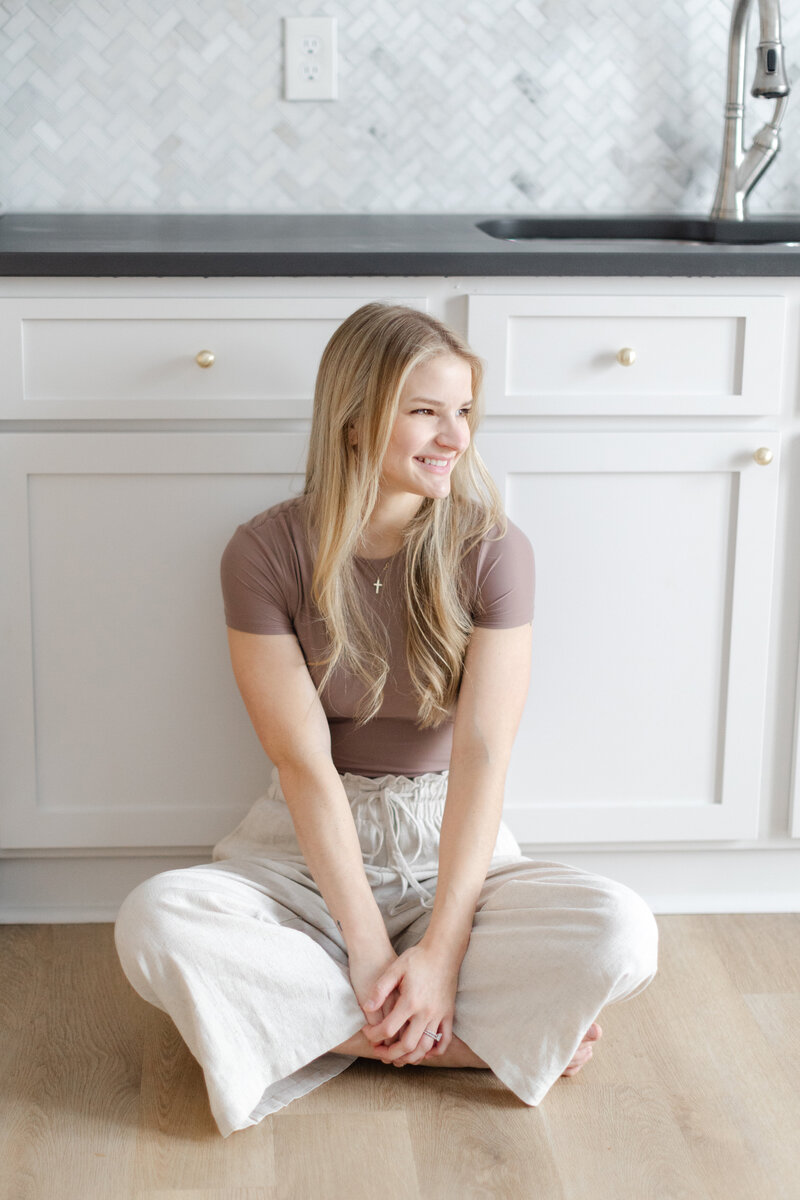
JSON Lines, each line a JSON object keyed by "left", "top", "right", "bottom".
{"left": 284, "top": 18, "right": 338, "bottom": 101}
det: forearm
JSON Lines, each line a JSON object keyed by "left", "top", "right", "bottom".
{"left": 421, "top": 752, "right": 507, "bottom": 966}
{"left": 277, "top": 755, "right": 391, "bottom": 957}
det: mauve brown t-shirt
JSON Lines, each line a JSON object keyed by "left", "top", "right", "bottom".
{"left": 220, "top": 495, "right": 535, "bottom": 777}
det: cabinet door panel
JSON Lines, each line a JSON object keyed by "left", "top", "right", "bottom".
{"left": 468, "top": 294, "right": 785, "bottom": 416}
{"left": 0, "top": 296, "right": 428, "bottom": 419}
{"left": 1, "top": 433, "right": 307, "bottom": 849}
{"left": 476, "top": 430, "right": 780, "bottom": 841}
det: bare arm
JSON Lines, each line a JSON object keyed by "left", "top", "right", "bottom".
{"left": 226, "top": 627, "right": 392, "bottom": 958}
{"left": 358, "top": 620, "right": 533, "bottom": 1063}
{"left": 421, "top": 621, "right": 533, "bottom": 966}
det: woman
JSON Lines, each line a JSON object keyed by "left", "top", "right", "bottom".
{"left": 114, "top": 302, "right": 658, "bottom": 1138}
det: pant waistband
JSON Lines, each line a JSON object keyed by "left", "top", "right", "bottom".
{"left": 339, "top": 771, "right": 449, "bottom": 916}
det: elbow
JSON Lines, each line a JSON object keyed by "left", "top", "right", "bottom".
{"left": 453, "top": 728, "right": 513, "bottom": 775}
{"left": 273, "top": 747, "right": 335, "bottom": 786}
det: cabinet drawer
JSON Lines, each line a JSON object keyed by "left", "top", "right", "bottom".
{"left": 468, "top": 294, "right": 785, "bottom": 415}
{"left": 0, "top": 297, "right": 427, "bottom": 419}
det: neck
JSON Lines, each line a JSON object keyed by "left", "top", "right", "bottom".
{"left": 359, "top": 492, "right": 423, "bottom": 558}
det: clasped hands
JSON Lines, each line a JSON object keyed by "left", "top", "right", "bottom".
{"left": 351, "top": 940, "right": 460, "bottom": 1068}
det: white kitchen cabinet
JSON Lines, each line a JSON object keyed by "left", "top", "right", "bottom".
{"left": 0, "top": 427, "right": 780, "bottom": 849}
{"left": 0, "top": 432, "right": 308, "bottom": 849}
{"left": 479, "top": 430, "right": 780, "bottom": 842}
{"left": 0, "top": 275, "right": 797, "bottom": 917}
{"left": 0, "top": 295, "right": 428, "bottom": 419}
{"left": 467, "top": 293, "right": 785, "bottom": 416}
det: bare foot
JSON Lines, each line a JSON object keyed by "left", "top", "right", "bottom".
{"left": 561, "top": 1022, "right": 603, "bottom": 1077}
{"left": 332, "top": 1023, "right": 602, "bottom": 1075}
{"left": 330, "top": 1029, "right": 488, "bottom": 1068}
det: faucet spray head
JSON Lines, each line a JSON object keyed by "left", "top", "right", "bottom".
{"left": 752, "top": 40, "right": 790, "bottom": 98}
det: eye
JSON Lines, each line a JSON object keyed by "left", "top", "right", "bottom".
{"left": 410, "top": 407, "right": 473, "bottom": 417}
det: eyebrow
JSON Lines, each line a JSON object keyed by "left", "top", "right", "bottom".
{"left": 407, "top": 396, "right": 473, "bottom": 406}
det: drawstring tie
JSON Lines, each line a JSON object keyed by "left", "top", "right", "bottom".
{"left": 361, "top": 784, "right": 436, "bottom": 916}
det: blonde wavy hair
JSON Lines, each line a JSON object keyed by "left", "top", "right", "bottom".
{"left": 303, "top": 301, "right": 506, "bottom": 729}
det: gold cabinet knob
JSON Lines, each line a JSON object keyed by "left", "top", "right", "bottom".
{"left": 753, "top": 447, "right": 774, "bottom": 466}
{"left": 616, "top": 347, "right": 636, "bottom": 366}
{"left": 195, "top": 350, "right": 215, "bottom": 368}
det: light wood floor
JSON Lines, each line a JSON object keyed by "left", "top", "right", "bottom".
{"left": 1, "top": 915, "right": 799, "bottom": 1200}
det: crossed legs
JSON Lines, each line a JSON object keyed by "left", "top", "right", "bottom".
{"left": 331, "top": 858, "right": 658, "bottom": 1092}
{"left": 114, "top": 856, "right": 657, "bottom": 1130}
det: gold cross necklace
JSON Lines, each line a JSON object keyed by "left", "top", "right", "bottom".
{"left": 372, "top": 563, "right": 389, "bottom": 596}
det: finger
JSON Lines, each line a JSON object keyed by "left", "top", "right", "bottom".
{"left": 377, "top": 1017, "right": 428, "bottom": 1064}
{"left": 379, "top": 993, "right": 401, "bottom": 1045}
{"left": 361, "top": 992, "right": 398, "bottom": 1029}
{"left": 394, "top": 1038, "right": 434, "bottom": 1067}
{"left": 385, "top": 1032, "right": 424, "bottom": 1066}
{"left": 362, "top": 1015, "right": 391, "bottom": 1043}
{"left": 417, "top": 1014, "right": 447, "bottom": 1059}
{"left": 393, "top": 1023, "right": 442, "bottom": 1067}
{"left": 422, "top": 1013, "right": 450, "bottom": 1058}
{"left": 361, "top": 989, "right": 399, "bottom": 1035}
{"left": 363, "top": 966, "right": 401, "bottom": 1012}
{"left": 365, "top": 998, "right": 400, "bottom": 1045}
{"left": 364, "top": 1009, "right": 410, "bottom": 1047}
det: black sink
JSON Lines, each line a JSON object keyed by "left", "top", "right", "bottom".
{"left": 477, "top": 215, "right": 800, "bottom": 245}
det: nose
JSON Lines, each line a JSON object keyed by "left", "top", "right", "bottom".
{"left": 435, "top": 412, "right": 470, "bottom": 452}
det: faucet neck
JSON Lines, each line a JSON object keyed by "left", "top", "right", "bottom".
{"left": 710, "top": 0, "right": 790, "bottom": 221}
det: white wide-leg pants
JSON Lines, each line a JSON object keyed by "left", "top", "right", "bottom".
{"left": 114, "top": 766, "right": 658, "bottom": 1138}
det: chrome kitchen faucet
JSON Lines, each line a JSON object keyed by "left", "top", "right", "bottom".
{"left": 711, "top": 0, "right": 791, "bottom": 220}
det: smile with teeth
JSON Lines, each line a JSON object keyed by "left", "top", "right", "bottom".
{"left": 415, "top": 456, "right": 453, "bottom": 471}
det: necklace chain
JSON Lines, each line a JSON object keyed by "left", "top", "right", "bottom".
{"left": 358, "top": 545, "right": 399, "bottom": 597}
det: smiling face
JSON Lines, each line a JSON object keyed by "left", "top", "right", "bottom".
{"left": 377, "top": 353, "right": 474, "bottom": 508}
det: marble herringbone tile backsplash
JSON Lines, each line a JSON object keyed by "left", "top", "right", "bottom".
{"left": 1, "top": 0, "right": 798, "bottom": 213}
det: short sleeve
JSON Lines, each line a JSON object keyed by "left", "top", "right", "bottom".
{"left": 220, "top": 521, "right": 296, "bottom": 635}
{"left": 472, "top": 518, "right": 535, "bottom": 629}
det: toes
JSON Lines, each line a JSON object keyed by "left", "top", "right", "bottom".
{"left": 562, "top": 1045, "right": 593, "bottom": 1077}
{"left": 561, "top": 1023, "right": 603, "bottom": 1080}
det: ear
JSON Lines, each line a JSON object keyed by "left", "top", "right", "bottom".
{"left": 347, "top": 423, "right": 358, "bottom": 447}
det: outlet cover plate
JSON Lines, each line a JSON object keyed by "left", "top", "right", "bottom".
{"left": 284, "top": 17, "right": 338, "bottom": 101}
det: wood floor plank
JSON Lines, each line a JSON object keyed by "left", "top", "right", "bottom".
{"left": 630, "top": 917, "right": 800, "bottom": 1200}
{"left": 1, "top": 924, "right": 141, "bottom": 1200}
{"left": 744, "top": 992, "right": 800, "bottom": 1043}
{"left": 533, "top": 962, "right": 710, "bottom": 1200}
{"left": 274, "top": 1112, "right": 419, "bottom": 1200}
{"left": 2, "top": 916, "right": 800, "bottom": 1200}
{"left": 277, "top": 1056, "right": 562, "bottom": 1199}
{"left": 696, "top": 914, "right": 800, "bottom": 993}
{"left": 132, "top": 1005, "right": 275, "bottom": 1191}
{"left": 0, "top": 925, "right": 54, "bottom": 1200}
{"left": 145, "top": 1192, "right": 274, "bottom": 1199}
{"left": 404, "top": 1063, "right": 563, "bottom": 1200}
{"left": 275, "top": 1055, "right": 410, "bottom": 1115}
{"left": 741, "top": 993, "right": 800, "bottom": 1087}
{"left": 544, "top": 1081, "right": 712, "bottom": 1200}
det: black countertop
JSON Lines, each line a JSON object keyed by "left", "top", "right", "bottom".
{"left": 1, "top": 212, "right": 800, "bottom": 277}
